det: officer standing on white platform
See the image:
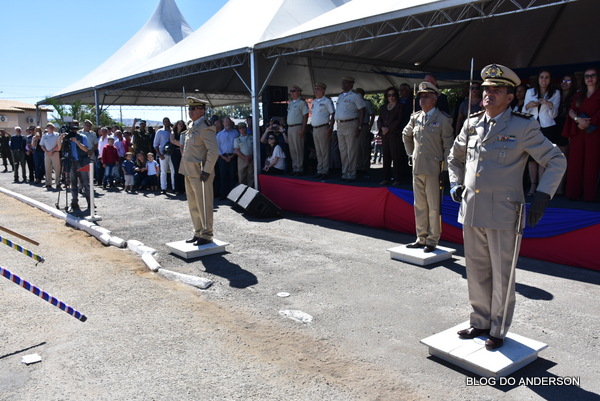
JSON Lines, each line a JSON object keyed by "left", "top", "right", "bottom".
{"left": 403, "top": 82, "right": 454, "bottom": 253}
{"left": 448, "top": 64, "right": 566, "bottom": 349}
{"left": 335, "top": 77, "right": 365, "bottom": 182}
{"left": 180, "top": 97, "right": 218, "bottom": 246}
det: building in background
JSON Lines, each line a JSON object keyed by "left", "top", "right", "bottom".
{"left": 0, "top": 100, "right": 51, "bottom": 131}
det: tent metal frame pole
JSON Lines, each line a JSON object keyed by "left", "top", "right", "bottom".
{"left": 258, "top": 57, "right": 280, "bottom": 97}
{"left": 250, "top": 49, "right": 260, "bottom": 190}
{"left": 94, "top": 89, "right": 101, "bottom": 127}
{"left": 182, "top": 86, "right": 187, "bottom": 121}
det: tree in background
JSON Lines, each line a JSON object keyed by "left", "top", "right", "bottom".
{"left": 44, "top": 99, "right": 117, "bottom": 129}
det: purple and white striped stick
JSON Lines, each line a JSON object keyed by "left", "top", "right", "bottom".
{"left": 1, "top": 266, "right": 87, "bottom": 322}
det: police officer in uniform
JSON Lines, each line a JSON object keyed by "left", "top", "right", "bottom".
{"left": 403, "top": 82, "right": 454, "bottom": 252}
{"left": 448, "top": 64, "right": 566, "bottom": 349}
{"left": 180, "top": 97, "right": 218, "bottom": 246}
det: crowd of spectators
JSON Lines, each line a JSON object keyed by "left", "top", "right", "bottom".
{"left": 1, "top": 67, "right": 599, "bottom": 204}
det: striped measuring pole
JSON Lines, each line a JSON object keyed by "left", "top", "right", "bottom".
{"left": 0, "top": 235, "right": 45, "bottom": 263}
{"left": 1, "top": 266, "right": 87, "bottom": 322}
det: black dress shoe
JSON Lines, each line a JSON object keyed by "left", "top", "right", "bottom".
{"left": 485, "top": 336, "right": 504, "bottom": 350}
{"left": 406, "top": 242, "right": 425, "bottom": 249}
{"left": 194, "top": 238, "right": 213, "bottom": 246}
{"left": 185, "top": 236, "right": 200, "bottom": 243}
{"left": 424, "top": 245, "right": 436, "bottom": 253}
{"left": 457, "top": 326, "right": 490, "bottom": 339}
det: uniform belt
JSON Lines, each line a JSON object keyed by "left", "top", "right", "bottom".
{"left": 288, "top": 123, "right": 302, "bottom": 127}
{"left": 336, "top": 118, "right": 358, "bottom": 123}
{"left": 222, "top": 153, "right": 234, "bottom": 156}
{"left": 312, "top": 123, "right": 329, "bottom": 129}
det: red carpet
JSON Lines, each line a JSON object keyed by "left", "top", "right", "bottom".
{"left": 259, "top": 174, "right": 600, "bottom": 272}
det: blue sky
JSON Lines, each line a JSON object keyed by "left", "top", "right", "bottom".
{"left": 0, "top": 0, "right": 228, "bottom": 122}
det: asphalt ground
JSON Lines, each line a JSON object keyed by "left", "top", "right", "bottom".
{"left": 0, "top": 167, "right": 598, "bottom": 400}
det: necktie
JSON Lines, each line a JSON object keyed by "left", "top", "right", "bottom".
{"left": 483, "top": 118, "right": 495, "bottom": 138}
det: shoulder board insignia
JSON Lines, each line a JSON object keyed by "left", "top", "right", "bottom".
{"left": 469, "top": 110, "right": 485, "bottom": 118}
{"left": 205, "top": 118, "right": 212, "bottom": 126}
{"left": 512, "top": 110, "right": 533, "bottom": 119}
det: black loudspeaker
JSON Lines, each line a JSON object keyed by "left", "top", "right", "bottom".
{"left": 227, "top": 183, "right": 248, "bottom": 203}
{"left": 227, "top": 184, "right": 282, "bottom": 218}
{"left": 262, "top": 85, "right": 288, "bottom": 124}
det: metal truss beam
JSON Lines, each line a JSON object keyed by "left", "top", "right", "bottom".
{"left": 263, "top": 0, "right": 574, "bottom": 58}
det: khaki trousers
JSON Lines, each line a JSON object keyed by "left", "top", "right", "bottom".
{"left": 237, "top": 157, "right": 254, "bottom": 187}
{"left": 185, "top": 174, "right": 214, "bottom": 240}
{"left": 312, "top": 125, "right": 330, "bottom": 174}
{"left": 356, "top": 123, "right": 371, "bottom": 171}
{"left": 44, "top": 152, "right": 61, "bottom": 187}
{"left": 337, "top": 120, "right": 359, "bottom": 179}
{"left": 287, "top": 125, "right": 304, "bottom": 172}
{"left": 412, "top": 174, "right": 441, "bottom": 246}
{"left": 463, "top": 224, "right": 519, "bottom": 338}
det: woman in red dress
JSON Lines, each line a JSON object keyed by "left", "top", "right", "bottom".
{"left": 562, "top": 67, "right": 600, "bottom": 201}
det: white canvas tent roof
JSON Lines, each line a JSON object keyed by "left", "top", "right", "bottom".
{"left": 45, "top": 0, "right": 351, "bottom": 108}
{"left": 50, "top": 0, "right": 193, "bottom": 103}
{"left": 43, "top": 0, "right": 598, "bottom": 109}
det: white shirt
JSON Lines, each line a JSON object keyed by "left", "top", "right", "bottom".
{"left": 311, "top": 96, "right": 335, "bottom": 126}
{"left": 335, "top": 90, "right": 365, "bottom": 120}
{"left": 523, "top": 87, "right": 560, "bottom": 128}
{"left": 287, "top": 98, "right": 309, "bottom": 125}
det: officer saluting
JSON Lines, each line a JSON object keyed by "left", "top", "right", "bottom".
{"left": 447, "top": 64, "right": 566, "bottom": 349}
{"left": 180, "top": 96, "right": 218, "bottom": 246}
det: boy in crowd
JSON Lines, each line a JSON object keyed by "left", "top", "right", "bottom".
{"left": 146, "top": 152, "right": 160, "bottom": 192}
{"left": 101, "top": 137, "right": 120, "bottom": 189}
{"left": 122, "top": 152, "right": 135, "bottom": 192}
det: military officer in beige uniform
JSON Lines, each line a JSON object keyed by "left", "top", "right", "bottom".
{"left": 180, "top": 97, "right": 219, "bottom": 246}
{"left": 448, "top": 64, "right": 566, "bottom": 349}
{"left": 287, "top": 85, "right": 309, "bottom": 175}
{"left": 403, "top": 82, "right": 454, "bottom": 252}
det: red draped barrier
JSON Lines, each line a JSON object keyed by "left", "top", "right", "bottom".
{"left": 259, "top": 175, "right": 600, "bottom": 271}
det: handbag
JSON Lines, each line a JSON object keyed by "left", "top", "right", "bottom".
{"left": 163, "top": 140, "right": 174, "bottom": 155}
{"left": 579, "top": 113, "right": 597, "bottom": 133}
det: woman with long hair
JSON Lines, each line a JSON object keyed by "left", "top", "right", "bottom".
{"left": 377, "top": 86, "right": 403, "bottom": 186}
{"left": 524, "top": 70, "right": 561, "bottom": 196}
{"left": 262, "top": 134, "right": 286, "bottom": 174}
{"left": 169, "top": 119, "right": 187, "bottom": 193}
{"left": 562, "top": 67, "right": 600, "bottom": 201}
{"left": 511, "top": 84, "right": 527, "bottom": 113}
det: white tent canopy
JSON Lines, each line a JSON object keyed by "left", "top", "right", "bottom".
{"left": 44, "top": 0, "right": 598, "bottom": 109}
{"left": 46, "top": 0, "right": 352, "bottom": 108}
{"left": 50, "top": 0, "right": 193, "bottom": 104}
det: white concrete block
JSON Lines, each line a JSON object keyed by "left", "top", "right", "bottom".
{"left": 109, "top": 236, "right": 126, "bottom": 248}
{"left": 141, "top": 252, "right": 161, "bottom": 272}
{"left": 420, "top": 321, "right": 548, "bottom": 378}
{"left": 99, "top": 233, "right": 111, "bottom": 245}
{"left": 158, "top": 268, "right": 213, "bottom": 289}
{"left": 165, "top": 239, "right": 229, "bottom": 259}
{"left": 136, "top": 245, "right": 157, "bottom": 256}
{"left": 127, "top": 240, "right": 143, "bottom": 253}
{"left": 387, "top": 244, "right": 456, "bottom": 266}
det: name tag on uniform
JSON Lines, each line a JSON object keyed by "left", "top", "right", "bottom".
{"left": 496, "top": 135, "right": 516, "bottom": 142}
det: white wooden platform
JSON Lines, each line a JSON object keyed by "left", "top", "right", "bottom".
{"left": 420, "top": 321, "right": 548, "bottom": 378}
{"left": 165, "top": 238, "right": 229, "bottom": 259}
{"left": 387, "top": 244, "right": 456, "bottom": 266}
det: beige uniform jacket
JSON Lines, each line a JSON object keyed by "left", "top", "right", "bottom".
{"left": 448, "top": 108, "right": 566, "bottom": 230}
{"left": 179, "top": 116, "right": 218, "bottom": 178}
{"left": 403, "top": 108, "right": 454, "bottom": 176}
